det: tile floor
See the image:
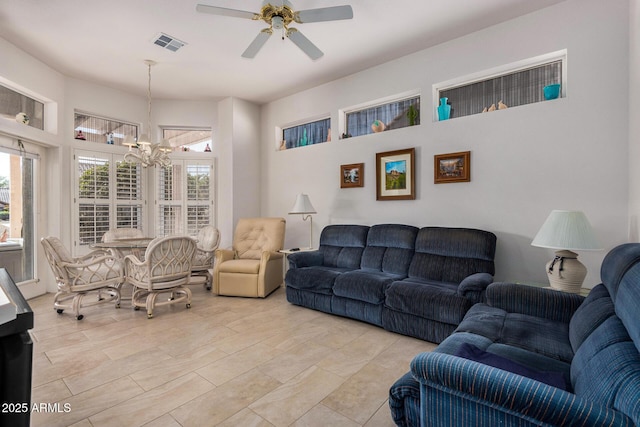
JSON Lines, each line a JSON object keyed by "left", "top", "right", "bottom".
{"left": 28, "top": 285, "right": 437, "bottom": 426}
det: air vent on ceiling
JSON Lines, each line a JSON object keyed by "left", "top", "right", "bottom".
{"left": 152, "top": 33, "right": 187, "bottom": 52}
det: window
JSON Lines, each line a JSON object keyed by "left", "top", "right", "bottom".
{"left": 0, "top": 145, "right": 37, "bottom": 283}
{"left": 75, "top": 151, "right": 145, "bottom": 250}
{"left": 281, "top": 118, "right": 331, "bottom": 150}
{"left": 434, "top": 50, "right": 566, "bottom": 120}
{"left": 0, "top": 84, "right": 44, "bottom": 130}
{"left": 156, "top": 160, "right": 214, "bottom": 237}
{"left": 162, "top": 128, "right": 212, "bottom": 152}
{"left": 344, "top": 96, "right": 420, "bottom": 138}
{"left": 74, "top": 111, "right": 138, "bottom": 146}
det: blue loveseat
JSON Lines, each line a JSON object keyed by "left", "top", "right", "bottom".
{"left": 285, "top": 224, "right": 497, "bottom": 343}
{"left": 390, "top": 243, "right": 640, "bottom": 426}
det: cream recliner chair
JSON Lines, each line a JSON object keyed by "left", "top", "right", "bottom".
{"left": 213, "top": 217, "right": 285, "bottom": 298}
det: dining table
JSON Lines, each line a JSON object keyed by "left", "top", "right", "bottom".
{"left": 91, "top": 237, "right": 155, "bottom": 301}
{"left": 91, "top": 237, "right": 155, "bottom": 259}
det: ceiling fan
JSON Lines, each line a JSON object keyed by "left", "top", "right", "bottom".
{"left": 196, "top": 1, "right": 353, "bottom": 60}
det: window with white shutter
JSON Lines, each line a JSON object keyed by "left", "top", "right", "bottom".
{"left": 156, "top": 160, "right": 213, "bottom": 237}
{"left": 75, "top": 151, "right": 145, "bottom": 251}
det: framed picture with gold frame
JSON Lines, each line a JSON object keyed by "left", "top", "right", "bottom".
{"left": 434, "top": 151, "right": 470, "bottom": 184}
{"left": 340, "top": 163, "right": 364, "bottom": 188}
{"left": 376, "top": 148, "right": 415, "bottom": 200}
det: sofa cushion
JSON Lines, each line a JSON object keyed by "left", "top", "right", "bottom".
{"left": 285, "top": 266, "right": 350, "bottom": 294}
{"left": 385, "top": 279, "right": 472, "bottom": 325}
{"left": 407, "top": 227, "right": 496, "bottom": 283}
{"left": 318, "top": 224, "right": 369, "bottom": 269}
{"left": 456, "top": 303, "right": 574, "bottom": 363}
{"left": 571, "top": 316, "right": 640, "bottom": 424}
{"left": 436, "top": 332, "right": 572, "bottom": 385}
{"left": 360, "top": 224, "right": 418, "bottom": 276}
{"left": 454, "top": 342, "right": 568, "bottom": 390}
{"left": 333, "top": 270, "right": 402, "bottom": 304}
{"left": 569, "top": 284, "right": 615, "bottom": 352}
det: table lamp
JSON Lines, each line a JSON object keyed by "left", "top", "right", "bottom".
{"left": 289, "top": 193, "right": 316, "bottom": 249}
{"left": 531, "top": 210, "right": 601, "bottom": 294}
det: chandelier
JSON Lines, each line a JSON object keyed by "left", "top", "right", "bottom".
{"left": 124, "top": 60, "right": 172, "bottom": 167}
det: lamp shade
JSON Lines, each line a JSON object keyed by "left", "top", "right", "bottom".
{"left": 158, "top": 138, "right": 173, "bottom": 152}
{"left": 123, "top": 135, "right": 137, "bottom": 148}
{"left": 289, "top": 193, "right": 316, "bottom": 215}
{"left": 531, "top": 210, "right": 601, "bottom": 251}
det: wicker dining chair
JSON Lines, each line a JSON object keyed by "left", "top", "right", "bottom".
{"left": 124, "top": 236, "right": 197, "bottom": 319}
{"left": 41, "top": 236, "right": 124, "bottom": 320}
{"left": 191, "top": 225, "right": 221, "bottom": 290}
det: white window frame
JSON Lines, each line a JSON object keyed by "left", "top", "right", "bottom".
{"left": 153, "top": 158, "right": 215, "bottom": 237}
{"left": 338, "top": 89, "right": 421, "bottom": 139}
{"left": 432, "top": 49, "right": 567, "bottom": 120}
{"left": 73, "top": 149, "right": 147, "bottom": 254}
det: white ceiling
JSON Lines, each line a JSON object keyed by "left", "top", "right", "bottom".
{"left": 0, "top": 0, "right": 566, "bottom": 105}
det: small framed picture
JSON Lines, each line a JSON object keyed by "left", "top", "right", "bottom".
{"left": 340, "top": 163, "right": 364, "bottom": 188}
{"left": 376, "top": 148, "right": 416, "bottom": 200}
{"left": 434, "top": 151, "right": 470, "bottom": 184}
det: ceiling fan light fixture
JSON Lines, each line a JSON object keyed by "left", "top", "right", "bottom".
{"left": 196, "top": 1, "right": 353, "bottom": 59}
{"left": 272, "top": 15, "right": 284, "bottom": 29}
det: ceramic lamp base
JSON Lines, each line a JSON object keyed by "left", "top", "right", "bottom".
{"left": 545, "top": 250, "right": 586, "bottom": 294}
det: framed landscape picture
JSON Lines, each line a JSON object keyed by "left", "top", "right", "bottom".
{"left": 434, "top": 151, "right": 470, "bottom": 184}
{"left": 376, "top": 148, "right": 415, "bottom": 200}
{"left": 340, "top": 163, "right": 364, "bottom": 188}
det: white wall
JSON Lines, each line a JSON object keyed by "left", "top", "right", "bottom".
{"left": 261, "top": 0, "right": 631, "bottom": 287}
{"left": 629, "top": 0, "right": 640, "bottom": 241}
{"left": 215, "top": 97, "right": 261, "bottom": 249}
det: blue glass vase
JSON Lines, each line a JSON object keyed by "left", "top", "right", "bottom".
{"left": 437, "top": 98, "right": 451, "bottom": 121}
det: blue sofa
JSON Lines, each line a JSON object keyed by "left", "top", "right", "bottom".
{"left": 285, "top": 224, "right": 497, "bottom": 343}
{"left": 390, "top": 243, "right": 640, "bottom": 426}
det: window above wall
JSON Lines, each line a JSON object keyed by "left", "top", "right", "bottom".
{"left": 162, "top": 127, "right": 212, "bottom": 153}
{"left": 0, "top": 84, "right": 44, "bottom": 130}
{"left": 74, "top": 111, "right": 138, "bottom": 145}
{"left": 341, "top": 92, "right": 420, "bottom": 139}
{"left": 281, "top": 117, "right": 331, "bottom": 150}
{"left": 433, "top": 50, "right": 566, "bottom": 121}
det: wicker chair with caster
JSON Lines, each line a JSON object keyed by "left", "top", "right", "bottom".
{"left": 124, "top": 236, "right": 197, "bottom": 319}
{"left": 190, "top": 225, "right": 220, "bottom": 291}
{"left": 41, "top": 236, "right": 124, "bottom": 320}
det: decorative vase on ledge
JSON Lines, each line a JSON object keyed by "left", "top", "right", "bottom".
{"left": 437, "top": 98, "right": 451, "bottom": 121}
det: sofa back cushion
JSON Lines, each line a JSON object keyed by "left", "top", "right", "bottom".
{"left": 569, "top": 243, "right": 640, "bottom": 424}
{"left": 319, "top": 225, "right": 369, "bottom": 269}
{"left": 571, "top": 316, "right": 640, "bottom": 424}
{"left": 233, "top": 217, "right": 286, "bottom": 259}
{"left": 600, "top": 243, "right": 640, "bottom": 353}
{"left": 361, "top": 224, "right": 419, "bottom": 276}
{"left": 407, "top": 227, "right": 496, "bottom": 283}
{"left": 569, "top": 284, "right": 614, "bottom": 352}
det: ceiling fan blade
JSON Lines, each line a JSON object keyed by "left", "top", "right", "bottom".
{"left": 295, "top": 5, "right": 353, "bottom": 23}
{"left": 287, "top": 28, "right": 323, "bottom": 60}
{"left": 195, "top": 4, "right": 256, "bottom": 20}
{"left": 242, "top": 29, "right": 272, "bottom": 58}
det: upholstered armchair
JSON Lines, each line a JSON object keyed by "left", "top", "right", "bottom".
{"left": 41, "top": 236, "right": 123, "bottom": 320}
{"left": 124, "top": 236, "right": 197, "bottom": 318}
{"left": 213, "top": 217, "right": 286, "bottom": 298}
{"left": 190, "top": 225, "right": 220, "bottom": 290}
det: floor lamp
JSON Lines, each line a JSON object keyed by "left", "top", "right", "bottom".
{"left": 531, "top": 210, "right": 601, "bottom": 294}
{"left": 289, "top": 193, "right": 316, "bottom": 249}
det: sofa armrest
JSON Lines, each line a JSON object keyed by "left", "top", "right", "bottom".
{"left": 286, "top": 250, "right": 324, "bottom": 269}
{"left": 410, "top": 351, "right": 632, "bottom": 427}
{"left": 486, "top": 282, "right": 585, "bottom": 323}
{"left": 457, "top": 272, "right": 493, "bottom": 298}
